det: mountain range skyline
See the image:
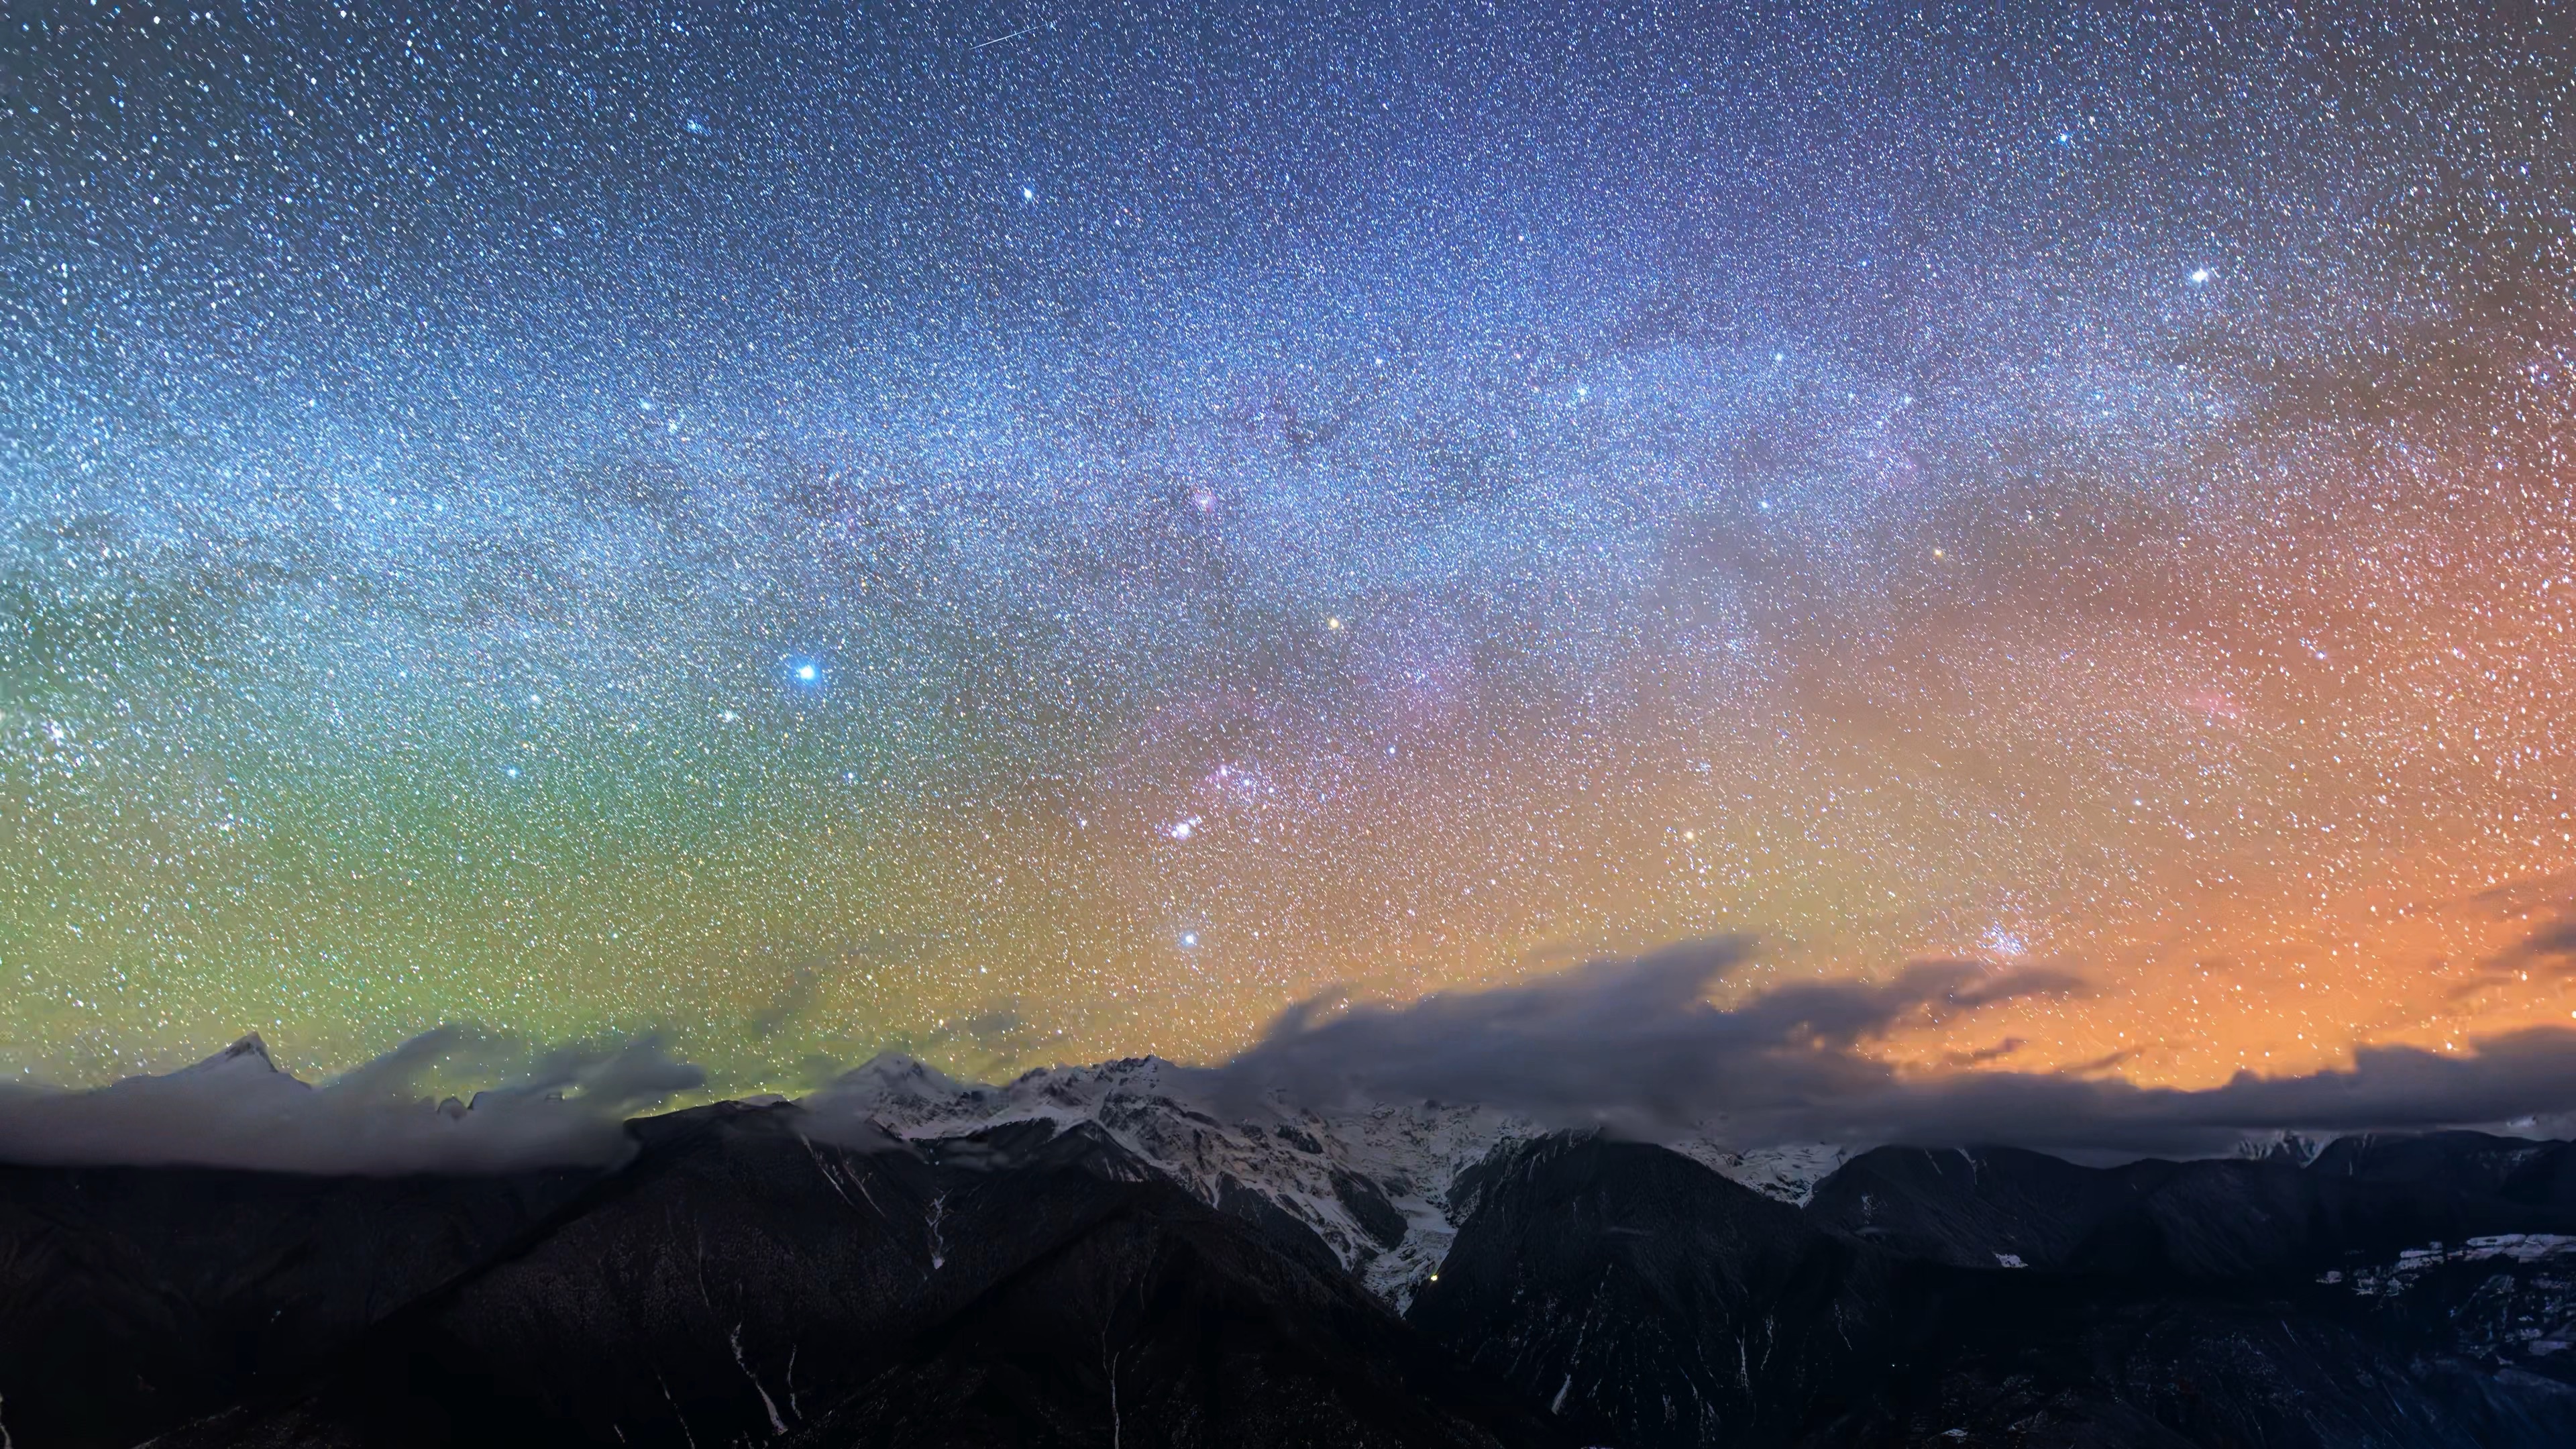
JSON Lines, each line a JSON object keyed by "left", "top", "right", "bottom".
{"left": 11, "top": 1034, "right": 2576, "bottom": 1447}
{"left": 11, "top": 5, "right": 2576, "bottom": 1444}
{"left": 17, "top": 936, "right": 2576, "bottom": 1186}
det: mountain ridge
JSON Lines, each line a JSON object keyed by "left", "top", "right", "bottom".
{"left": 12, "top": 1049, "right": 2576, "bottom": 1445}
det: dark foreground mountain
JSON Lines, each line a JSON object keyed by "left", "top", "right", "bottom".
{"left": 128, "top": 1104, "right": 1560, "bottom": 1449}
{"left": 8, "top": 1061, "right": 2576, "bottom": 1447}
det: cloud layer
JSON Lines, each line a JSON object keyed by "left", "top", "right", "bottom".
{"left": 0, "top": 1028, "right": 704, "bottom": 1174}
{"left": 1218, "top": 937, "right": 2576, "bottom": 1156}
{"left": 17, "top": 938, "right": 2576, "bottom": 1173}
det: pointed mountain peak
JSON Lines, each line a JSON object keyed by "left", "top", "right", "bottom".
{"left": 163, "top": 1032, "right": 306, "bottom": 1089}
{"left": 839, "top": 1051, "right": 961, "bottom": 1091}
{"left": 221, "top": 1032, "right": 278, "bottom": 1069}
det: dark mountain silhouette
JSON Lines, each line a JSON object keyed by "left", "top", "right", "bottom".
{"left": 9, "top": 1084, "right": 2576, "bottom": 1448}
{"left": 123, "top": 1104, "right": 1564, "bottom": 1449}
{"left": 0, "top": 1156, "right": 594, "bottom": 1448}
{"left": 1411, "top": 1134, "right": 1893, "bottom": 1446}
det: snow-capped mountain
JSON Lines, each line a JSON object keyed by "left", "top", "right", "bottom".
{"left": 806, "top": 1053, "right": 1856, "bottom": 1305}
{"left": 13, "top": 1051, "right": 2576, "bottom": 1448}
{"left": 803, "top": 1052, "right": 1535, "bottom": 1303}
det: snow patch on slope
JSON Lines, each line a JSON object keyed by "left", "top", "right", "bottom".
{"left": 1665, "top": 1139, "right": 1851, "bottom": 1206}
{"left": 804, "top": 1053, "right": 1538, "bottom": 1305}
{"left": 805, "top": 1055, "right": 1878, "bottom": 1303}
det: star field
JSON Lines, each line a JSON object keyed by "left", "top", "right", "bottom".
{"left": 2, "top": 1, "right": 2572, "bottom": 1093}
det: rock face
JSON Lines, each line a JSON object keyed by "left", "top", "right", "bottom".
{"left": 1805, "top": 1136, "right": 2576, "bottom": 1282}
{"left": 1778, "top": 1138, "right": 2576, "bottom": 1447}
{"left": 1409, "top": 1135, "right": 1892, "bottom": 1448}
{"left": 9, "top": 1073, "right": 2576, "bottom": 1448}
{"left": 0, "top": 1157, "right": 595, "bottom": 1449}
{"left": 109, "top": 1104, "right": 1566, "bottom": 1449}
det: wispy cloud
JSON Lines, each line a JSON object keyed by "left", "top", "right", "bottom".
{"left": 1218, "top": 936, "right": 2576, "bottom": 1155}
{"left": 0, "top": 1026, "right": 703, "bottom": 1173}
{"left": 22, "top": 937, "right": 2576, "bottom": 1173}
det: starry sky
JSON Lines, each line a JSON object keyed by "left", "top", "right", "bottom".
{"left": 2, "top": 1, "right": 2572, "bottom": 1096}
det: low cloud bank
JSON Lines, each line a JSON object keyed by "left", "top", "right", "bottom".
{"left": 21, "top": 939, "right": 2576, "bottom": 1173}
{"left": 1218, "top": 936, "right": 2576, "bottom": 1156}
{"left": 0, "top": 1027, "right": 704, "bottom": 1173}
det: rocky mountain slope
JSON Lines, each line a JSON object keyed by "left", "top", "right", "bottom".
{"left": 806, "top": 1052, "right": 1846, "bottom": 1308}
{"left": 6, "top": 1047, "right": 2576, "bottom": 1447}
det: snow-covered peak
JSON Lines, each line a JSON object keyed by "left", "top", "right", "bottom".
{"left": 803, "top": 1053, "right": 1543, "bottom": 1305}
{"left": 803, "top": 1056, "right": 1879, "bottom": 1301}
{"left": 1666, "top": 1139, "right": 1851, "bottom": 1206}
{"left": 817, "top": 1052, "right": 978, "bottom": 1129}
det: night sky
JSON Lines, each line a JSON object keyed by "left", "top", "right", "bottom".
{"left": 3, "top": 1, "right": 2571, "bottom": 1096}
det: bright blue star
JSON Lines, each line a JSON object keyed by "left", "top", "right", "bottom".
{"left": 778, "top": 655, "right": 830, "bottom": 694}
